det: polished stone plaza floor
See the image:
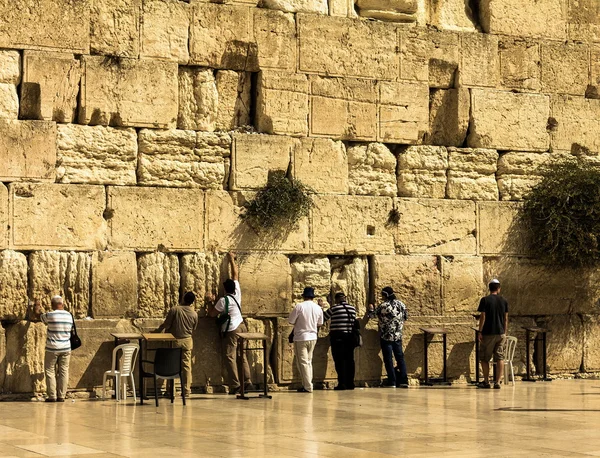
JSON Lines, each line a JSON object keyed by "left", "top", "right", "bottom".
{"left": 0, "top": 380, "right": 599, "bottom": 457}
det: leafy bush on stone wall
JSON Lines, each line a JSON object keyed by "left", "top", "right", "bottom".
{"left": 520, "top": 158, "right": 600, "bottom": 267}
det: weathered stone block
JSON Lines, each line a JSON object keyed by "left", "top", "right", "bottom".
{"left": 137, "top": 252, "right": 180, "bottom": 318}
{"left": 446, "top": 148, "right": 499, "bottom": 201}
{"left": 80, "top": 56, "right": 178, "bottom": 128}
{"left": 256, "top": 71, "right": 309, "bottom": 137}
{"left": 428, "top": 88, "right": 470, "bottom": 147}
{"left": 0, "top": 184, "right": 6, "bottom": 249}
{"left": 92, "top": 251, "right": 137, "bottom": 318}
{"left": 189, "top": 4, "right": 257, "bottom": 71}
{"left": 397, "top": 146, "right": 448, "bottom": 198}
{"left": 591, "top": 45, "right": 600, "bottom": 98}
{"left": 0, "top": 120, "right": 56, "bottom": 182}
{"left": 108, "top": 187, "right": 204, "bottom": 251}
{"left": 429, "top": 0, "right": 478, "bottom": 31}
{"left": 499, "top": 38, "right": 541, "bottom": 92}
{"left": 181, "top": 252, "right": 221, "bottom": 307}
{"left": 329, "top": 0, "right": 356, "bottom": 18}
{"left": 215, "top": 71, "right": 251, "bottom": 131}
{"left": 478, "top": 201, "right": 523, "bottom": 255}
{"left": 177, "top": 68, "right": 215, "bottom": 131}
{"left": 260, "top": 0, "right": 326, "bottom": 14}
{"left": 231, "top": 134, "right": 293, "bottom": 190}
{"left": 355, "top": 0, "right": 417, "bottom": 22}
{"left": 138, "top": 129, "right": 231, "bottom": 189}
{"left": 0, "top": 50, "right": 20, "bottom": 84}
{"left": 468, "top": 89, "right": 550, "bottom": 151}
{"left": 497, "top": 152, "right": 551, "bottom": 201}
{"left": 583, "top": 314, "right": 600, "bottom": 372}
{"left": 3, "top": 322, "right": 46, "bottom": 393}
{"left": 29, "top": 251, "right": 91, "bottom": 319}
{"left": 20, "top": 51, "right": 81, "bottom": 123}
{"left": 395, "top": 198, "right": 477, "bottom": 255}
{"left": 379, "top": 81, "right": 429, "bottom": 144}
{"left": 479, "top": 0, "right": 567, "bottom": 40}
{"left": 0, "top": 83, "right": 18, "bottom": 119}
{"left": 293, "top": 138, "right": 348, "bottom": 194}
{"left": 550, "top": 96, "right": 600, "bottom": 153}
{"left": 0, "top": 251, "right": 27, "bottom": 321}
{"left": 140, "top": 0, "right": 190, "bottom": 63}
{"left": 311, "top": 195, "right": 395, "bottom": 254}
{"left": 298, "top": 14, "right": 398, "bottom": 80}
{"left": 441, "top": 256, "right": 484, "bottom": 315}
{"left": 254, "top": 10, "right": 296, "bottom": 71}
{"left": 192, "top": 317, "right": 226, "bottom": 388}
{"left": 459, "top": 33, "right": 499, "bottom": 88}
{"left": 567, "top": 0, "right": 600, "bottom": 42}
{"left": 372, "top": 255, "right": 442, "bottom": 316}
{"left": 11, "top": 184, "right": 106, "bottom": 250}
{"left": 0, "top": 0, "right": 90, "bottom": 53}
{"left": 541, "top": 42, "right": 589, "bottom": 96}
{"left": 290, "top": 256, "right": 331, "bottom": 303}
{"left": 538, "top": 315, "right": 583, "bottom": 373}
{"left": 90, "top": 0, "right": 140, "bottom": 57}
{"left": 347, "top": 143, "right": 397, "bottom": 197}
{"left": 57, "top": 124, "right": 137, "bottom": 185}
{"left": 330, "top": 256, "right": 369, "bottom": 316}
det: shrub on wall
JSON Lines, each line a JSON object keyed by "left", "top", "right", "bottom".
{"left": 520, "top": 158, "right": 600, "bottom": 267}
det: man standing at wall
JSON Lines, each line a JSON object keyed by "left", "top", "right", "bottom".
{"left": 156, "top": 291, "right": 198, "bottom": 397}
{"left": 208, "top": 252, "right": 253, "bottom": 395}
{"left": 477, "top": 279, "right": 509, "bottom": 390}
{"left": 33, "top": 296, "right": 74, "bottom": 402}
{"left": 288, "top": 287, "right": 324, "bottom": 393}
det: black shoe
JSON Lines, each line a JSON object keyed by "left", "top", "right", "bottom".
{"left": 229, "top": 387, "right": 241, "bottom": 395}
{"left": 493, "top": 383, "right": 501, "bottom": 390}
{"left": 477, "top": 382, "right": 491, "bottom": 389}
{"left": 57, "top": 398, "right": 65, "bottom": 402}
{"left": 297, "top": 387, "right": 311, "bottom": 393}
{"left": 397, "top": 384, "right": 409, "bottom": 389}
{"left": 244, "top": 383, "right": 255, "bottom": 392}
{"left": 45, "top": 398, "right": 56, "bottom": 403}
{"left": 334, "top": 385, "right": 346, "bottom": 391}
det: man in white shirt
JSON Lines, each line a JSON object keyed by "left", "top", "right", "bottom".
{"left": 208, "top": 252, "right": 253, "bottom": 395}
{"left": 288, "top": 287, "right": 324, "bottom": 393}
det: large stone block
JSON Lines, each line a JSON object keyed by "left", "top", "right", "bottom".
{"left": 0, "top": 50, "right": 20, "bottom": 85}
{"left": 310, "top": 76, "right": 377, "bottom": 141}
{"left": 256, "top": 71, "right": 309, "bottom": 137}
{"left": 79, "top": 56, "right": 178, "bottom": 128}
{"left": 230, "top": 134, "right": 293, "bottom": 190}
{"left": 441, "top": 256, "right": 484, "bottom": 315}
{"left": 137, "top": 252, "right": 180, "bottom": 318}
{"left": 140, "top": 0, "right": 190, "bottom": 63}
{"left": 205, "top": 191, "right": 310, "bottom": 253}
{"left": 3, "top": 322, "right": 46, "bottom": 394}
{"left": 293, "top": 138, "right": 348, "bottom": 194}
{"left": 0, "top": 120, "right": 56, "bottom": 182}
{"left": 290, "top": 256, "right": 331, "bottom": 303}
{"left": 189, "top": 4, "right": 257, "bottom": 71}
{"left": 138, "top": 129, "right": 231, "bottom": 189}
{"left": 468, "top": 89, "right": 550, "bottom": 152}
{"left": 446, "top": 148, "right": 499, "bottom": 201}
{"left": 583, "top": 314, "right": 600, "bottom": 372}
{"left": 108, "top": 187, "right": 204, "bottom": 251}
{"left": 215, "top": 71, "right": 251, "bottom": 131}
{"left": 550, "top": 96, "right": 600, "bottom": 153}
{"left": 310, "top": 195, "right": 394, "bottom": 254}
{"left": 378, "top": 81, "right": 429, "bottom": 144}
{"left": 479, "top": 0, "right": 568, "bottom": 40}
{"left": 56, "top": 124, "right": 137, "bottom": 185}
{"left": 459, "top": 33, "right": 499, "bottom": 88}
{"left": 11, "top": 184, "right": 106, "bottom": 250}
{"left": 0, "top": 184, "right": 6, "bottom": 249}
{"left": 260, "top": 0, "right": 327, "bottom": 13}
{"left": 397, "top": 146, "right": 448, "bottom": 198}
{"left": 20, "top": 51, "right": 81, "bottom": 123}
{"left": 568, "top": 0, "right": 600, "bottom": 42}
{"left": 499, "top": 38, "right": 541, "bottom": 92}
{"left": 0, "top": 251, "right": 27, "bottom": 321}
{"left": 92, "top": 251, "right": 137, "bottom": 318}
{"left": 181, "top": 252, "right": 221, "bottom": 307}
{"left": 395, "top": 198, "right": 477, "bottom": 255}
{"left": 429, "top": 0, "right": 478, "bottom": 31}
{"left": 372, "top": 255, "right": 442, "bottom": 316}
{"left": 192, "top": 317, "right": 226, "bottom": 388}
{"left": 0, "top": 0, "right": 90, "bottom": 53}
{"left": 591, "top": 45, "right": 600, "bottom": 99}
{"left": 347, "top": 143, "right": 397, "bottom": 197}
{"left": 253, "top": 10, "right": 296, "bottom": 71}
{"left": 90, "top": 0, "right": 140, "bottom": 57}
{"left": 0, "top": 83, "right": 18, "bottom": 119}
{"left": 537, "top": 315, "right": 583, "bottom": 373}
{"left": 330, "top": 256, "right": 369, "bottom": 316}
{"left": 497, "top": 152, "right": 551, "bottom": 201}
{"left": 428, "top": 88, "right": 470, "bottom": 147}
{"left": 478, "top": 201, "right": 524, "bottom": 255}
{"left": 298, "top": 14, "right": 398, "bottom": 80}
{"left": 29, "top": 251, "right": 91, "bottom": 319}
{"left": 541, "top": 42, "right": 589, "bottom": 96}
{"left": 177, "top": 67, "right": 218, "bottom": 131}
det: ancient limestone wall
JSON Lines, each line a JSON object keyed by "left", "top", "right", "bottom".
{"left": 0, "top": 0, "right": 599, "bottom": 394}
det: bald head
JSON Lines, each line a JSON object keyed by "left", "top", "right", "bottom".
{"left": 51, "top": 295, "right": 64, "bottom": 310}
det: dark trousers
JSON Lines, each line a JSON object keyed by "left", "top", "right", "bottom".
{"left": 381, "top": 338, "right": 408, "bottom": 386}
{"left": 330, "top": 331, "right": 355, "bottom": 389}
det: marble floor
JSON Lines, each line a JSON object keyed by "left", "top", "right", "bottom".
{"left": 0, "top": 380, "right": 599, "bottom": 457}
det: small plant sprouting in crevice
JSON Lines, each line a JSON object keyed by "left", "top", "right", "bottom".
{"left": 101, "top": 55, "right": 124, "bottom": 68}
{"left": 242, "top": 170, "right": 314, "bottom": 234}
{"left": 385, "top": 208, "right": 401, "bottom": 228}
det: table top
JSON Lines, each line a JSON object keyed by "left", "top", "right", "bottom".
{"left": 522, "top": 326, "right": 550, "bottom": 333}
{"left": 143, "top": 333, "right": 177, "bottom": 342}
{"left": 470, "top": 327, "right": 480, "bottom": 332}
{"left": 110, "top": 333, "right": 143, "bottom": 340}
{"left": 237, "top": 332, "right": 269, "bottom": 340}
{"left": 420, "top": 327, "right": 449, "bottom": 334}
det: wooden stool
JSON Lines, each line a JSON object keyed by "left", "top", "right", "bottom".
{"left": 420, "top": 327, "right": 451, "bottom": 386}
{"left": 523, "top": 326, "right": 552, "bottom": 382}
{"left": 236, "top": 332, "right": 272, "bottom": 400}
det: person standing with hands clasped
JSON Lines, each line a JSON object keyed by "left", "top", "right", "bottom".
{"left": 368, "top": 287, "right": 409, "bottom": 388}
{"left": 477, "top": 278, "right": 509, "bottom": 390}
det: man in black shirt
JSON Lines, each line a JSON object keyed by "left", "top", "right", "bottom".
{"left": 477, "top": 279, "right": 509, "bottom": 389}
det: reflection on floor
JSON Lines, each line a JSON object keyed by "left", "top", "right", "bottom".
{"left": 1, "top": 380, "right": 600, "bottom": 457}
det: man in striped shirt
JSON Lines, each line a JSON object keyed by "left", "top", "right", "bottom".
{"left": 33, "top": 296, "right": 74, "bottom": 402}
{"left": 322, "top": 292, "right": 357, "bottom": 391}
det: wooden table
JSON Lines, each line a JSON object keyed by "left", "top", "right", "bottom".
{"left": 140, "top": 333, "right": 177, "bottom": 404}
{"left": 420, "top": 327, "right": 451, "bottom": 386}
{"left": 523, "top": 326, "right": 552, "bottom": 382}
{"left": 236, "top": 333, "right": 272, "bottom": 400}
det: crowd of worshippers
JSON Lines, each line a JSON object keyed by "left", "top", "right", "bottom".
{"left": 32, "top": 252, "right": 509, "bottom": 401}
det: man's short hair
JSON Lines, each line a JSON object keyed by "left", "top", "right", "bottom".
{"left": 51, "top": 295, "right": 63, "bottom": 306}
{"left": 183, "top": 291, "right": 196, "bottom": 305}
{"left": 224, "top": 279, "right": 236, "bottom": 294}
{"left": 334, "top": 292, "right": 346, "bottom": 301}
{"left": 489, "top": 282, "right": 501, "bottom": 292}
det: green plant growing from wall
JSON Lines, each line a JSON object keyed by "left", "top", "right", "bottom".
{"left": 520, "top": 157, "right": 600, "bottom": 268}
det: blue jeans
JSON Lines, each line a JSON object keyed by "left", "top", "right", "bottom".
{"left": 381, "top": 338, "right": 408, "bottom": 386}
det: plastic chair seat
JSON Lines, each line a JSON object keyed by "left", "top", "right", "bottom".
{"left": 504, "top": 336, "right": 518, "bottom": 386}
{"left": 102, "top": 343, "right": 139, "bottom": 402}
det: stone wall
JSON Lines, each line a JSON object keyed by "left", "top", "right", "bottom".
{"left": 1, "top": 0, "right": 599, "bottom": 394}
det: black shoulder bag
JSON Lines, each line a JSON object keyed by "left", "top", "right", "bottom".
{"left": 69, "top": 313, "right": 82, "bottom": 350}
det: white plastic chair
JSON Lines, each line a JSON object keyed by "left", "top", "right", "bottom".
{"left": 504, "top": 336, "right": 518, "bottom": 386}
{"left": 103, "top": 343, "right": 139, "bottom": 401}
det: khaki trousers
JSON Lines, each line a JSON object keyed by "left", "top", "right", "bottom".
{"left": 223, "top": 323, "right": 251, "bottom": 389}
{"left": 294, "top": 340, "right": 316, "bottom": 392}
{"left": 174, "top": 337, "right": 193, "bottom": 396}
{"left": 45, "top": 350, "right": 70, "bottom": 400}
